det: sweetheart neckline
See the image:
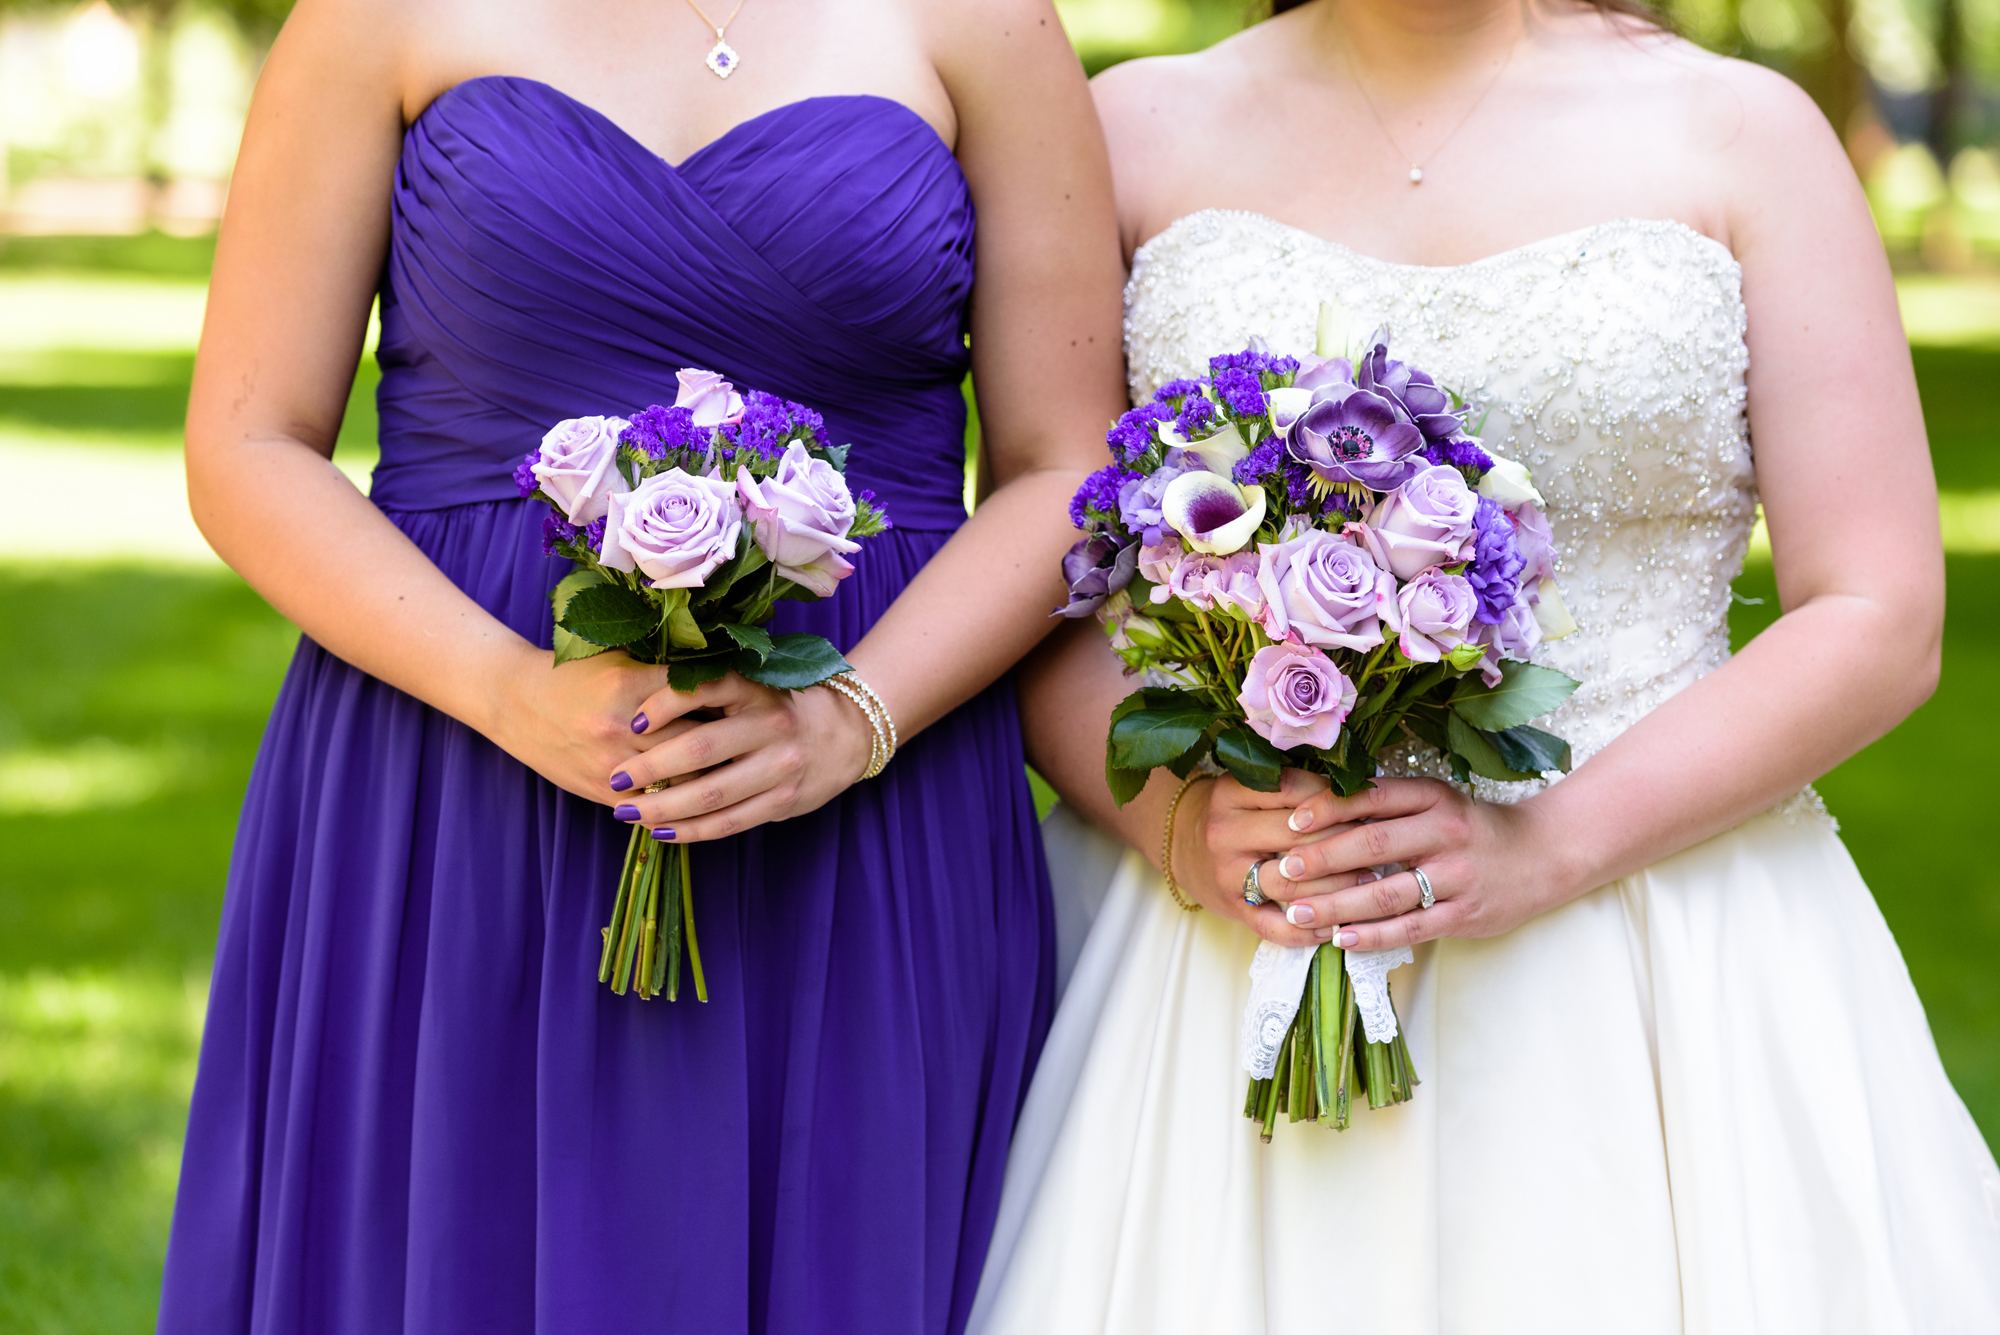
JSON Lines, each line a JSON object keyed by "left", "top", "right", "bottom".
{"left": 413, "top": 75, "right": 961, "bottom": 179}
{"left": 1134, "top": 209, "right": 1738, "bottom": 276}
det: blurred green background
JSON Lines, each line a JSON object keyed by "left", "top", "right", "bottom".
{"left": 2, "top": 0, "right": 1998, "bottom": 1330}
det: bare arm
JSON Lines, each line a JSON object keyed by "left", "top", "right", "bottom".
{"left": 613, "top": 0, "right": 1129, "bottom": 839}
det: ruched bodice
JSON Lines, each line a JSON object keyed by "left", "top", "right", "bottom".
{"left": 1126, "top": 212, "right": 1760, "bottom": 796}
{"left": 373, "top": 77, "right": 975, "bottom": 532}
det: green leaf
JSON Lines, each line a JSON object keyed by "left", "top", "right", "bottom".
{"left": 1349, "top": 684, "right": 1393, "bottom": 725}
{"left": 1108, "top": 701, "right": 1215, "bottom": 773}
{"left": 1165, "top": 730, "right": 1218, "bottom": 780}
{"left": 549, "top": 568, "right": 612, "bottom": 663}
{"left": 719, "top": 622, "right": 774, "bottom": 662}
{"left": 654, "top": 588, "right": 707, "bottom": 651}
{"left": 1215, "top": 726, "right": 1285, "bottom": 792}
{"left": 1489, "top": 724, "right": 1573, "bottom": 776}
{"left": 1400, "top": 702, "right": 1450, "bottom": 755}
{"left": 668, "top": 657, "right": 737, "bottom": 693}
{"left": 1107, "top": 764, "right": 1152, "bottom": 808}
{"left": 1449, "top": 661, "right": 1581, "bottom": 732}
{"left": 693, "top": 537, "right": 770, "bottom": 607}
{"left": 737, "top": 633, "right": 851, "bottom": 690}
{"left": 559, "top": 582, "right": 656, "bottom": 649}
{"left": 1445, "top": 713, "right": 1541, "bottom": 783}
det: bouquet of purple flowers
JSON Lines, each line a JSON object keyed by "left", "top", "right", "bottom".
{"left": 517, "top": 368, "right": 890, "bottom": 1002}
{"left": 1058, "top": 307, "right": 1579, "bottom": 1137}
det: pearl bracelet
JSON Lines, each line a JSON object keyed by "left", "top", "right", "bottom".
{"left": 822, "top": 672, "right": 897, "bottom": 781}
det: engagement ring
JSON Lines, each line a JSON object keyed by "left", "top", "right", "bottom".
{"left": 1243, "top": 861, "right": 1269, "bottom": 907}
{"left": 1413, "top": 866, "right": 1435, "bottom": 910}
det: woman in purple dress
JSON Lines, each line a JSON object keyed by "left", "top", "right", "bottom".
{"left": 162, "top": 0, "right": 1124, "bottom": 1330}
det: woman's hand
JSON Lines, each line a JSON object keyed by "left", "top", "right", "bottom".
{"left": 1260, "top": 778, "right": 1582, "bottom": 951}
{"left": 1172, "top": 770, "right": 1362, "bottom": 947}
{"left": 482, "top": 646, "right": 697, "bottom": 806}
{"left": 597, "top": 674, "right": 876, "bottom": 844}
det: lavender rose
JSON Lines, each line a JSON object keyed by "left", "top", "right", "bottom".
{"left": 1138, "top": 534, "right": 1185, "bottom": 602}
{"left": 1254, "top": 530, "right": 1393, "bottom": 652}
{"left": 1055, "top": 531, "right": 1138, "bottom": 618}
{"left": 1510, "top": 500, "right": 1558, "bottom": 583}
{"left": 1238, "top": 641, "right": 1357, "bottom": 751}
{"left": 673, "top": 368, "right": 745, "bottom": 428}
{"left": 1395, "top": 568, "right": 1479, "bottom": 663}
{"left": 1357, "top": 464, "right": 1479, "bottom": 580}
{"left": 1474, "top": 594, "right": 1545, "bottom": 685}
{"left": 601, "top": 468, "right": 743, "bottom": 590}
{"left": 531, "top": 415, "right": 631, "bottom": 525}
{"left": 736, "top": 441, "right": 859, "bottom": 598}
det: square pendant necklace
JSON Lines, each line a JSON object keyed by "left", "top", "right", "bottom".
{"left": 684, "top": 0, "right": 749, "bottom": 78}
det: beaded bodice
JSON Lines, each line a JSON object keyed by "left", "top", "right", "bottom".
{"left": 1127, "top": 211, "right": 1758, "bottom": 800}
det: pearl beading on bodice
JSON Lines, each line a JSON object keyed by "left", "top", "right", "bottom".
{"left": 1127, "top": 211, "right": 1824, "bottom": 817}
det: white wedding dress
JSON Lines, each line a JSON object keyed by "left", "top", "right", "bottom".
{"left": 971, "top": 213, "right": 2000, "bottom": 1334}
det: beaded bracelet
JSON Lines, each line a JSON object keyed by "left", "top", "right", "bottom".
{"left": 1160, "top": 773, "right": 1206, "bottom": 913}
{"left": 822, "top": 672, "right": 897, "bottom": 780}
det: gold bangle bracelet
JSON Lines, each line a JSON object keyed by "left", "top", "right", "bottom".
{"left": 822, "top": 672, "right": 895, "bottom": 781}
{"left": 1160, "top": 773, "right": 1206, "bottom": 913}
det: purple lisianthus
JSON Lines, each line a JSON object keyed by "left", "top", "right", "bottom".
{"left": 530, "top": 415, "right": 632, "bottom": 524}
{"left": 1055, "top": 531, "right": 1138, "bottom": 618}
{"left": 1395, "top": 568, "right": 1479, "bottom": 663}
{"left": 600, "top": 468, "right": 743, "bottom": 590}
{"left": 622, "top": 404, "right": 707, "bottom": 464}
{"left": 1137, "top": 534, "right": 1185, "bottom": 601}
{"left": 1357, "top": 341, "right": 1466, "bottom": 442}
{"left": 1072, "top": 464, "right": 1141, "bottom": 530}
{"left": 1511, "top": 501, "right": 1558, "bottom": 584}
{"left": 1108, "top": 402, "right": 1174, "bottom": 465}
{"left": 1475, "top": 594, "right": 1545, "bottom": 685}
{"left": 1118, "top": 463, "right": 1187, "bottom": 546}
{"left": 1465, "top": 497, "right": 1526, "bottom": 626}
{"left": 1211, "top": 366, "right": 1267, "bottom": 419}
{"left": 1238, "top": 641, "right": 1356, "bottom": 752}
{"left": 1288, "top": 382, "right": 1428, "bottom": 492}
{"left": 1166, "top": 550, "right": 1262, "bottom": 618}
{"left": 1354, "top": 464, "right": 1479, "bottom": 580}
{"left": 736, "top": 441, "right": 859, "bottom": 598}
{"left": 1255, "top": 530, "right": 1392, "bottom": 652}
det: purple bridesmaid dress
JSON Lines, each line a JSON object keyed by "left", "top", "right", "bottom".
{"left": 158, "top": 78, "right": 1053, "bottom": 1335}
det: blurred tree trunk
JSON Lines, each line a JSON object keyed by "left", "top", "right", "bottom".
{"left": 1791, "top": 0, "right": 1865, "bottom": 141}
{"left": 1927, "top": 0, "right": 1968, "bottom": 164}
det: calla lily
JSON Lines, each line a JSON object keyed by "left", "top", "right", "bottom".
{"left": 1177, "top": 421, "right": 1251, "bottom": 475}
{"left": 1266, "top": 386, "right": 1313, "bottom": 434}
{"left": 1478, "top": 456, "right": 1546, "bottom": 508}
{"left": 1533, "top": 577, "right": 1578, "bottom": 638}
{"left": 1161, "top": 471, "right": 1268, "bottom": 555}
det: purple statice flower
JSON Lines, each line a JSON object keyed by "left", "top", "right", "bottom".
{"left": 855, "top": 488, "right": 893, "bottom": 532}
{"left": 1236, "top": 436, "right": 1329, "bottom": 515}
{"left": 1423, "top": 435, "right": 1495, "bottom": 474}
{"left": 1152, "top": 378, "right": 1205, "bottom": 406}
{"left": 622, "top": 404, "right": 706, "bottom": 462}
{"left": 512, "top": 450, "right": 540, "bottom": 498}
{"left": 1071, "top": 464, "right": 1141, "bottom": 531}
{"left": 1107, "top": 402, "right": 1174, "bottom": 465}
{"left": 1211, "top": 366, "right": 1267, "bottom": 419}
{"left": 541, "top": 513, "right": 579, "bottom": 556}
{"left": 1465, "top": 497, "right": 1525, "bottom": 626}
{"left": 1209, "top": 346, "right": 1296, "bottom": 378}
{"left": 1233, "top": 436, "right": 1286, "bottom": 487}
{"left": 582, "top": 517, "right": 607, "bottom": 552}
{"left": 1174, "top": 393, "right": 1218, "bottom": 441}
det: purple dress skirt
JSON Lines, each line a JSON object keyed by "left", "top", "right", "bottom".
{"left": 158, "top": 79, "right": 1054, "bottom": 1335}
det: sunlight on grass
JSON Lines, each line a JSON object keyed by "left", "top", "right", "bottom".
{"left": 0, "top": 740, "right": 198, "bottom": 816}
{"left": 1748, "top": 490, "right": 2000, "bottom": 561}
{"left": 0, "top": 277, "right": 209, "bottom": 354}
{"left": 0, "top": 970, "right": 206, "bottom": 1334}
{"left": 1897, "top": 275, "right": 2000, "bottom": 348}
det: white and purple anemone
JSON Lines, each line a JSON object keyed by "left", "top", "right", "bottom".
{"left": 1160, "top": 471, "right": 1268, "bottom": 555}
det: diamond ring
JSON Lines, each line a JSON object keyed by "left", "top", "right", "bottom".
{"left": 1243, "top": 861, "right": 1269, "bottom": 907}
{"left": 1413, "top": 866, "right": 1435, "bottom": 910}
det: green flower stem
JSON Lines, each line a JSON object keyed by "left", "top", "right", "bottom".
{"left": 680, "top": 843, "right": 708, "bottom": 1003}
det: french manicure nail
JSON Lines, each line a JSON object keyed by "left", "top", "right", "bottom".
{"left": 1286, "top": 903, "right": 1315, "bottom": 926}
{"left": 1288, "top": 809, "right": 1313, "bottom": 833}
{"left": 610, "top": 772, "right": 633, "bottom": 793}
{"left": 1280, "top": 856, "right": 1305, "bottom": 880}
{"left": 1336, "top": 931, "right": 1359, "bottom": 947}
{"left": 1314, "top": 928, "right": 1335, "bottom": 941}
{"left": 650, "top": 827, "right": 677, "bottom": 842}
{"left": 630, "top": 712, "right": 649, "bottom": 735}
{"left": 614, "top": 804, "right": 640, "bottom": 822}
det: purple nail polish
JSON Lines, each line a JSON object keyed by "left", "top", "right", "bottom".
{"left": 630, "top": 712, "right": 648, "bottom": 735}
{"left": 614, "top": 804, "right": 640, "bottom": 822}
{"left": 610, "top": 772, "right": 633, "bottom": 793}
{"left": 650, "top": 827, "right": 677, "bottom": 842}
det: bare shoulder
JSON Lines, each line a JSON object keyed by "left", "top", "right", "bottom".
{"left": 923, "top": 0, "right": 1074, "bottom": 65}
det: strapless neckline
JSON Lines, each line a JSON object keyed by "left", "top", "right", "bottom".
{"left": 1135, "top": 208, "right": 1737, "bottom": 277}
{"left": 415, "top": 74, "right": 961, "bottom": 180}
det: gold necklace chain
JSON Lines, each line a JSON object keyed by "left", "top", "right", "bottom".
{"left": 1340, "top": 29, "right": 1520, "bottom": 185}
{"left": 683, "top": 0, "right": 750, "bottom": 78}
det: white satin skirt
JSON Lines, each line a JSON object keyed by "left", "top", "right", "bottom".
{"left": 972, "top": 805, "right": 2000, "bottom": 1334}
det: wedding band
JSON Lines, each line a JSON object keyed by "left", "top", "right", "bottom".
{"left": 1413, "top": 866, "right": 1435, "bottom": 909}
{"left": 1243, "top": 861, "right": 1269, "bottom": 907}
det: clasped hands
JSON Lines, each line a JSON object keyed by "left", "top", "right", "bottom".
{"left": 1174, "top": 769, "right": 1571, "bottom": 952}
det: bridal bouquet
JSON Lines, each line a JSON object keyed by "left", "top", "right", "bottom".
{"left": 516, "top": 368, "right": 890, "bottom": 1002}
{"left": 1057, "top": 307, "right": 1579, "bottom": 1138}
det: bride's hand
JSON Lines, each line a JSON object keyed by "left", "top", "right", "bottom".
{"left": 486, "top": 647, "right": 695, "bottom": 804}
{"left": 1174, "top": 770, "right": 1360, "bottom": 946}
{"left": 1261, "top": 778, "right": 1575, "bottom": 950}
{"left": 602, "top": 674, "right": 876, "bottom": 843}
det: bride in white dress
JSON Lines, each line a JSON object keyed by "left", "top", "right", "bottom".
{"left": 975, "top": 1, "right": 2000, "bottom": 1331}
